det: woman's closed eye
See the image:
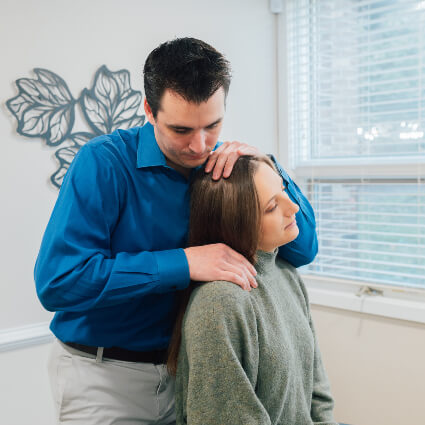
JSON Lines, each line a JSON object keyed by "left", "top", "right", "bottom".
{"left": 265, "top": 187, "right": 286, "bottom": 213}
{"left": 266, "top": 204, "right": 278, "bottom": 213}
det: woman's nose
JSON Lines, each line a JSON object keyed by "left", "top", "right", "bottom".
{"left": 283, "top": 196, "right": 299, "bottom": 216}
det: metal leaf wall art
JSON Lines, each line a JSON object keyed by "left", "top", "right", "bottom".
{"left": 6, "top": 65, "right": 145, "bottom": 188}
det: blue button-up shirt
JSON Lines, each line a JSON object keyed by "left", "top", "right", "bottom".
{"left": 34, "top": 122, "right": 317, "bottom": 351}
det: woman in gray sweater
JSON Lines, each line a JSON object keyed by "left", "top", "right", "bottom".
{"left": 168, "top": 155, "right": 337, "bottom": 425}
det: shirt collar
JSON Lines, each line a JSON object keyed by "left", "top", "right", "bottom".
{"left": 136, "top": 122, "right": 220, "bottom": 178}
{"left": 136, "top": 122, "right": 167, "bottom": 169}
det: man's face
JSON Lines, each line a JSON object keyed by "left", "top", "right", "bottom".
{"left": 144, "top": 88, "right": 225, "bottom": 171}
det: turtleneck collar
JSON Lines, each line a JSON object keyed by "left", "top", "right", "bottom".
{"left": 255, "top": 248, "right": 279, "bottom": 275}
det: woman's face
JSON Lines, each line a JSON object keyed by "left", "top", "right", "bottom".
{"left": 254, "top": 162, "right": 300, "bottom": 252}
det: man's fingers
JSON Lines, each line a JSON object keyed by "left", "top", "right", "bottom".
{"left": 204, "top": 142, "right": 230, "bottom": 173}
{"left": 237, "top": 146, "right": 261, "bottom": 156}
{"left": 222, "top": 250, "right": 258, "bottom": 289}
{"left": 219, "top": 270, "right": 251, "bottom": 291}
{"left": 226, "top": 247, "right": 258, "bottom": 278}
{"left": 211, "top": 152, "right": 232, "bottom": 180}
{"left": 222, "top": 261, "right": 257, "bottom": 290}
{"left": 244, "top": 266, "right": 258, "bottom": 288}
{"left": 205, "top": 141, "right": 262, "bottom": 179}
{"left": 204, "top": 154, "right": 218, "bottom": 174}
{"left": 184, "top": 244, "right": 258, "bottom": 291}
{"left": 221, "top": 151, "right": 240, "bottom": 179}
{"left": 220, "top": 260, "right": 249, "bottom": 284}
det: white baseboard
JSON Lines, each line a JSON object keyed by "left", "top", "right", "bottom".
{"left": 0, "top": 322, "right": 53, "bottom": 352}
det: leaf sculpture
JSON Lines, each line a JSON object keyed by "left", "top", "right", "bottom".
{"left": 6, "top": 69, "right": 76, "bottom": 146}
{"left": 50, "top": 133, "right": 94, "bottom": 188}
{"left": 6, "top": 65, "right": 145, "bottom": 188}
{"left": 80, "top": 65, "right": 145, "bottom": 135}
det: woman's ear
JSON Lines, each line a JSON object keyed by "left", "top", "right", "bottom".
{"left": 144, "top": 98, "right": 155, "bottom": 125}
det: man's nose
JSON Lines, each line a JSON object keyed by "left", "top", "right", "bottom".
{"left": 189, "top": 131, "right": 206, "bottom": 154}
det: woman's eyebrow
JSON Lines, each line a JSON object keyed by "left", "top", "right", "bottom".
{"left": 265, "top": 181, "right": 286, "bottom": 205}
{"left": 266, "top": 194, "right": 277, "bottom": 205}
{"left": 265, "top": 191, "right": 280, "bottom": 206}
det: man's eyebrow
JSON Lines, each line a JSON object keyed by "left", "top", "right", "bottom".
{"left": 205, "top": 117, "right": 223, "bottom": 127}
{"left": 166, "top": 124, "right": 192, "bottom": 131}
{"left": 166, "top": 117, "right": 223, "bottom": 131}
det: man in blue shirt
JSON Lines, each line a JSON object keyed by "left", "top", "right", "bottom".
{"left": 35, "top": 38, "right": 317, "bottom": 424}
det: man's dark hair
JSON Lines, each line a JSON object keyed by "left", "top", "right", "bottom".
{"left": 143, "top": 37, "right": 232, "bottom": 118}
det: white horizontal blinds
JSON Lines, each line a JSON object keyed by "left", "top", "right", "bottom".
{"left": 287, "top": 0, "right": 425, "bottom": 165}
{"left": 287, "top": 0, "right": 425, "bottom": 289}
{"left": 305, "top": 179, "right": 425, "bottom": 288}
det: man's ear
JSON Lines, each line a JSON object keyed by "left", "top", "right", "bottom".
{"left": 144, "top": 98, "right": 155, "bottom": 125}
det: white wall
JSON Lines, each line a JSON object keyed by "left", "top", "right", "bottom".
{"left": 1, "top": 342, "right": 54, "bottom": 425}
{"left": 311, "top": 305, "right": 425, "bottom": 425}
{"left": 1, "top": 1, "right": 277, "bottom": 423}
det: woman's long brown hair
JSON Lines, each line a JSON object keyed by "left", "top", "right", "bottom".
{"left": 167, "top": 155, "right": 276, "bottom": 375}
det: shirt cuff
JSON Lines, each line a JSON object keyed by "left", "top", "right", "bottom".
{"left": 153, "top": 248, "right": 191, "bottom": 292}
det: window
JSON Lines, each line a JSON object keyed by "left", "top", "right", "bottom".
{"left": 285, "top": 0, "right": 425, "bottom": 297}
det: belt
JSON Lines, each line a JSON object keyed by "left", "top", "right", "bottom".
{"left": 64, "top": 342, "right": 168, "bottom": 364}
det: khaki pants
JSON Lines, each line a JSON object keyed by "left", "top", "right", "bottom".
{"left": 48, "top": 339, "right": 176, "bottom": 425}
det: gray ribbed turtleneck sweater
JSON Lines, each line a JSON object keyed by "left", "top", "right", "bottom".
{"left": 175, "top": 249, "right": 337, "bottom": 425}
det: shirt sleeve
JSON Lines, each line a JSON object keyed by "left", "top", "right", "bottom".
{"left": 296, "top": 275, "right": 338, "bottom": 425}
{"left": 34, "top": 142, "right": 190, "bottom": 313}
{"left": 268, "top": 154, "right": 318, "bottom": 267}
{"left": 175, "top": 283, "right": 272, "bottom": 425}
{"left": 309, "top": 315, "right": 338, "bottom": 425}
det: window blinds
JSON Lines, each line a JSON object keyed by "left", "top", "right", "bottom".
{"left": 287, "top": 0, "right": 425, "bottom": 289}
{"left": 305, "top": 179, "right": 425, "bottom": 288}
{"left": 287, "top": 0, "right": 425, "bottom": 164}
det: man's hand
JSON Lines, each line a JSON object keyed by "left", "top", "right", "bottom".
{"left": 184, "top": 243, "right": 258, "bottom": 291}
{"left": 205, "top": 141, "right": 261, "bottom": 180}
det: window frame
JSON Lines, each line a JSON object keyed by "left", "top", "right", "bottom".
{"left": 277, "top": 3, "right": 425, "bottom": 324}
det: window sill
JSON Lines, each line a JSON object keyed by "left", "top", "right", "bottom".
{"left": 301, "top": 274, "right": 425, "bottom": 325}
